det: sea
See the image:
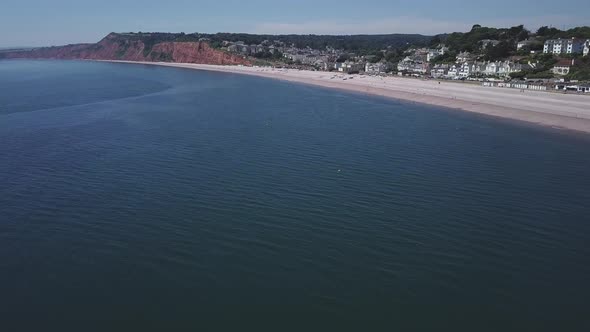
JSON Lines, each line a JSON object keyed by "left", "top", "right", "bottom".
{"left": 1, "top": 60, "right": 589, "bottom": 331}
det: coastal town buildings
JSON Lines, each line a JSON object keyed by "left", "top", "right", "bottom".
{"left": 543, "top": 38, "right": 586, "bottom": 54}
{"left": 442, "top": 60, "right": 529, "bottom": 79}
{"left": 397, "top": 56, "right": 429, "bottom": 75}
{"left": 220, "top": 32, "right": 587, "bottom": 91}
{"left": 224, "top": 40, "right": 343, "bottom": 70}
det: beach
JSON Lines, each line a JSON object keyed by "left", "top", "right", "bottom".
{"left": 105, "top": 60, "right": 590, "bottom": 133}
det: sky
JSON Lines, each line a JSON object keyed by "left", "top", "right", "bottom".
{"left": 1, "top": 0, "right": 589, "bottom": 47}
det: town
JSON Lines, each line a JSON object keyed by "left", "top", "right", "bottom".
{"left": 218, "top": 25, "right": 590, "bottom": 94}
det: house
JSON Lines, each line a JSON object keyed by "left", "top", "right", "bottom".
{"left": 397, "top": 57, "right": 429, "bottom": 75}
{"left": 497, "top": 61, "right": 529, "bottom": 76}
{"left": 336, "top": 61, "right": 365, "bottom": 74}
{"left": 497, "top": 62, "right": 512, "bottom": 76}
{"left": 544, "top": 38, "right": 586, "bottom": 54}
{"left": 431, "top": 64, "right": 449, "bottom": 78}
{"left": 410, "top": 49, "right": 429, "bottom": 63}
{"left": 485, "top": 62, "right": 499, "bottom": 75}
{"left": 365, "top": 62, "right": 389, "bottom": 74}
{"left": 447, "top": 64, "right": 461, "bottom": 78}
{"left": 459, "top": 62, "right": 473, "bottom": 78}
{"left": 248, "top": 45, "right": 264, "bottom": 54}
{"left": 470, "top": 62, "right": 487, "bottom": 75}
{"left": 584, "top": 40, "right": 590, "bottom": 56}
{"left": 552, "top": 59, "right": 576, "bottom": 75}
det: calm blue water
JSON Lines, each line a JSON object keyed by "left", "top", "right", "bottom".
{"left": 1, "top": 60, "right": 590, "bottom": 331}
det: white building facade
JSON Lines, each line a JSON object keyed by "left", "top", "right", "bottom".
{"left": 544, "top": 38, "right": 586, "bottom": 54}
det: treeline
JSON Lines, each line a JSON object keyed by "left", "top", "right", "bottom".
{"left": 428, "top": 24, "right": 590, "bottom": 80}
{"left": 434, "top": 25, "right": 590, "bottom": 54}
{"left": 109, "top": 32, "right": 432, "bottom": 53}
{"left": 434, "top": 25, "right": 529, "bottom": 53}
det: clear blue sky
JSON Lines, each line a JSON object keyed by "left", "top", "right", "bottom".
{"left": 1, "top": 0, "right": 589, "bottom": 47}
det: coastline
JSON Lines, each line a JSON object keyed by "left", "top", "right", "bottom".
{"left": 101, "top": 60, "right": 590, "bottom": 133}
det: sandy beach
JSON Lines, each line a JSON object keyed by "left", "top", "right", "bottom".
{"left": 104, "top": 60, "right": 590, "bottom": 133}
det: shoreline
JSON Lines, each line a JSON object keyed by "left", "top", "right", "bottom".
{"left": 101, "top": 60, "right": 590, "bottom": 133}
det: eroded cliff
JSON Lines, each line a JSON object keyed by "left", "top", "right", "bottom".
{"left": 1, "top": 33, "right": 250, "bottom": 66}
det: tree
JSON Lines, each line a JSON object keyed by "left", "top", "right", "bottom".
{"left": 484, "top": 41, "right": 514, "bottom": 61}
{"left": 384, "top": 49, "right": 404, "bottom": 65}
{"left": 429, "top": 35, "right": 442, "bottom": 47}
{"left": 536, "top": 26, "right": 560, "bottom": 38}
{"left": 509, "top": 71, "right": 526, "bottom": 79}
{"left": 533, "top": 53, "right": 558, "bottom": 69}
{"left": 507, "top": 25, "right": 529, "bottom": 41}
{"left": 431, "top": 51, "right": 457, "bottom": 64}
{"left": 336, "top": 54, "right": 350, "bottom": 63}
{"left": 566, "top": 57, "right": 590, "bottom": 80}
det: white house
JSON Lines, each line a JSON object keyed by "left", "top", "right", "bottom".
{"left": 544, "top": 39, "right": 563, "bottom": 54}
{"left": 447, "top": 64, "right": 460, "bottom": 78}
{"left": 365, "top": 62, "right": 389, "bottom": 74}
{"left": 552, "top": 59, "right": 576, "bottom": 75}
{"left": 397, "top": 57, "right": 429, "bottom": 75}
{"left": 544, "top": 38, "right": 586, "bottom": 54}
{"left": 497, "top": 62, "right": 513, "bottom": 76}
{"left": 431, "top": 64, "right": 449, "bottom": 78}
{"left": 584, "top": 40, "right": 590, "bottom": 56}
{"left": 485, "top": 62, "right": 499, "bottom": 75}
{"left": 459, "top": 62, "right": 473, "bottom": 78}
{"left": 470, "top": 62, "right": 487, "bottom": 75}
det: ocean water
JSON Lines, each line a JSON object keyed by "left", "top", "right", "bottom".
{"left": 1, "top": 60, "right": 590, "bottom": 331}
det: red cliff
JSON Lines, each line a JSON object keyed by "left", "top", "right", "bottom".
{"left": 1, "top": 33, "right": 251, "bottom": 66}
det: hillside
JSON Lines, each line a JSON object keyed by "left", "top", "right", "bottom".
{"left": 0, "top": 32, "right": 433, "bottom": 63}
{"left": 0, "top": 33, "right": 251, "bottom": 65}
{"left": 205, "top": 32, "right": 432, "bottom": 52}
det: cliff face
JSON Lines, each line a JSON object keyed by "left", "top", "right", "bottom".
{"left": 1, "top": 33, "right": 250, "bottom": 66}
